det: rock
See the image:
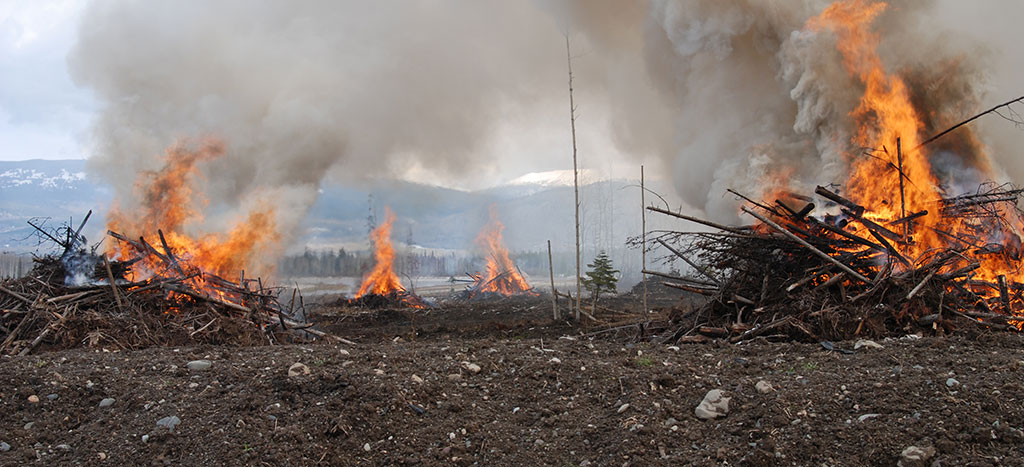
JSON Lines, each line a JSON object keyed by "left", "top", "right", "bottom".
{"left": 447, "top": 374, "right": 462, "bottom": 381}
{"left": 23, "top": 422, "right": 34, "bottom": 430}
{"left": 854, "top": 339, "right": 884, "bottom": 350}
{"left": 946, "top": 378, "right": 960, "bottom": 388}
{"left": 288, "top": 363, "right": 311, "bottom": 377}
{"left": 56, "top": 444, "right": 70, "bottom": 451}
{"left": 46, "top": 394, "right": 59, "bottom": 401}
{"left": 664, "top": 417, "right": 679, "bottom": 428}
{"left": 411, "top": 374, "right": 424, "bottom": 384}
{"left": 755, "top": 380, "right": 773, "bottom": 394}
{"left": 363, "top": 443, "right": 371, "bottom": 452}
{"left": 617, "top": 403, "right": 630, "bottom": 414}
{"left": 549, "top": 357, "right": 561, "bottom": 364}
{"left": 97, "top": 452, "right": 107, "bottom": 460}
{"left": 695, "top": 389, "right": 730, "bottom": 420}
{"left": 187, "top": 360, "right": 212, "bottom": 371}
{"left": 141, "top": 435, "right": 149, "bottom": 443}
{"left": 156, "top": 415, "right": 181, "bottom": 432}
{"left": 27, "top": 395, "right": 39, "bottom": 403}
{"left": 858, "top": 413, "right": 881, "bottom": 422}
{"left": 460, "top": 361, "right": 482, "bottom": 374}
{"left": 0, "top": 442, "right": 10, "bottom": 452}
{"left": 338, "top": 349, "right": 350, "bottom": 356}
{"left": 897, "top": 445, "right": 936, "bottom": 467}
{"left": 98, "top": 398, "right": 115, "bottom": 408}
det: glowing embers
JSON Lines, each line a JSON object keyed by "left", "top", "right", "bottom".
{"left": 465, "top": 206, "right": 537, "bottom": 299}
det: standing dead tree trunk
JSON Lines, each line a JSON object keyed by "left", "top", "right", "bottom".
{"left": 641, "top": 165, "right": 648, "bottom": 314}
{"left": 566, "top": 34, "right": 582, "bottom": 321}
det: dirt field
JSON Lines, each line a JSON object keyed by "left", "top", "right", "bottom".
{"left": 2, "top": 297, "right": 1024, "bottom": 466}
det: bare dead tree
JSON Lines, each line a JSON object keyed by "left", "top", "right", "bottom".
{"left": 641, "top": 165, "right": 648, "bottom": 314}
{"left": 565, "top": 34, "right": 582, "bottom": 320}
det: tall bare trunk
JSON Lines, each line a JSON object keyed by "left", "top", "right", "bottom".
{"left": 566, "top": 34, "right": 582, "bottom": 321}
{"left": 641, "top": 165, "right": 647, "bottom": 314}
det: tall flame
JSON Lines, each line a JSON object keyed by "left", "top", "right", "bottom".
{"left": 797, "top": 0, "right": 1024, "bottom": 325}
{"left": 355, "top": 207, "right": 405, "bottom": 297}
{"left": 473, "top": 206, "right": 534, "bottom": 295}
{"left": 106, "top": 139, "right": 281, "bottom": 280}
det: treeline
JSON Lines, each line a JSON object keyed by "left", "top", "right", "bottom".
{"left": 277, "top": 248, "right": 581, "bottom": 278}
{"left": 0, "top": 253, "right": 34, "bottom": 279}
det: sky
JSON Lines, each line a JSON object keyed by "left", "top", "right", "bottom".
{"left": 0, "top": 0, "right": 93, "bottom": 161}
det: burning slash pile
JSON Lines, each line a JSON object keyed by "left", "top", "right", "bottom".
{"left": 642, "top": 1, "right": 1024, "bottom": 344}
{"left": 1, "top": 141, "right": 327, "bottom": 355}
{"left": 343, "top": 208, "right": 429, "bottom": 309}
{"left": 458, "top": 207, "right": 538, "bottom": 300}
{"left": 0, "top": 216, "right": 316, "bottom": 356}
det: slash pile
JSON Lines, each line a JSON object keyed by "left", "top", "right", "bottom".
{"left": 0, "top": 217, "right": 322, "bottom": 355}
{"left": 645, "top": 183, "right": 1024, "bottom": 344}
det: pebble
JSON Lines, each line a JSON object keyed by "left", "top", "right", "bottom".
{"left": 617, "top": 403, "right": 630, "bottom": 414}
{"left": 46, "top": 393, "right": 59, "bottom": 401}
{"left": 549, "top": 357, "right": 561, "bottom": 364}
{"left": 664, "top": 418, "right": 679, "bottom": 428}
{"left": 898, "top": 445, "right": 936, "bottom": 467}
{"left": 460, "top": 361, "right": 482, "bottom": 374}
{"left": 411, "top": 374, "right": 424, "bottom": 384}
{"left": 27, "top": 395, "right": 39, "bottom": 403}
{"left": 363, "top": 443, "right": 371, "bottom": 452}
{"left": 141, "top": 435, "right": 150, "bottom": 443}
{"left": 946, "top": 377, "right": 960, "bottom": 388}
{"left": 854, "top": 339, "right": 884, "bottom": 350}
{"left": 187, "top": 360, "right": 212, "bottom": 371}
{"left": 156, "top": 415, "right": 181, "bottom": 432}
{"left": 857, "top": 413, "right": 881, "bottom": 422}
{"left": 695, "top": 389, "right": 730, "bottom": 420}
{"left": 98, "top": 398, "right": 115, "bottom": 408}
{"left": 447, "top": 374, "right": 462, "bottom": 381}
{"left": 755, "top": 380, "right": 773, "bottom": 394}
{"left": 288, "top": 362, "right": 310, "bottom": 377}
{"left": 97, "top": 452, "right": 107, "bottom": 460}
{"left": 338, "top": 349, "right": 350, "bottom": 356}
{"left": 23, "top": 422, "right": 34, "bottom": 430}
{"left": 56, "top": 444, "right": 70, "bottom": 451}
{"left": 0, "top": 442, "right": 9, "bottom": 452}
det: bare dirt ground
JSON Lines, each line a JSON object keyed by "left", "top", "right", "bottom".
{"left": 2, "top": 295, "right": 1024, "bottom": 466}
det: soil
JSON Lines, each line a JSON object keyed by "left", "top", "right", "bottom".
{"left": 2, "top": 295, "right": 1024, "bottom": 466}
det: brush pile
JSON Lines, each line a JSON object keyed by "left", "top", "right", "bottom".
{"left": 644, "top": 183, "right": 1024, "bottom": 344}
{"left": 342, "top": 290, "right": 431, "bottom": 309}
{"left": 0, "top": 215, "right": 321, "bottom": 355}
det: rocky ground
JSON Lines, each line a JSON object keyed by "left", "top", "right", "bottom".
{"left": 2, "top": 300, "right": 1024, "bottom": 466}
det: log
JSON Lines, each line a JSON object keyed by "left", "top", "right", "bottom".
{"left": 815, "top": 186, "right": 865, "bottom": 216}
{"left": 647, "top": 206, "right": 749, "bottom": 234}
{"left": 656, "top": 239, "right": 721, "bottom": 286}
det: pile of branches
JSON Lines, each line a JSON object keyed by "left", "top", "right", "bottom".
{"left": 0, "top": 215, "right": 324, "bottom": 355}
{"left": 454, "top": 271, "right": 538, "bottom": 301}
{"left": 342, "top": 290, "right": 431, "bottom": 309}
{"left": 642, "top": 183, "right": 1024, "bottom": 344}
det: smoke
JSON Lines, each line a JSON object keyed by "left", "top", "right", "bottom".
{"left": 69, "top": 0, "right": 1022, "bottom": 248}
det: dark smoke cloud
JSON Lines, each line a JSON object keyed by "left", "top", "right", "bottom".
{"left": 69, "top": 0, "right": 1024, "bottom": 238}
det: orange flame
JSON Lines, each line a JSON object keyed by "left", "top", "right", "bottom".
{"left": 801, "top": 0, "right": 1024, "bottom": 326}
{"left": 106, "top": 139, "right": 281, "bottom": 283}
{"left": 355, "top": 207, "right": 405, "bottom": 297}
{"left": 473, "top": 206, "right": 534, "bottom": 295}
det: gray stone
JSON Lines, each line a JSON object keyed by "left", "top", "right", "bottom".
{"left": 617, "top": 403, "right": 630, "bottom": 414}
{"left": 187, "top": 360, "right": 212, "bottom": 371}
{"left": 663, "top": 418, "right": 679, "bottom": 428}
{"left": 694, "top": 389, "right": 730, "bottom": 420}
{"left": 460, "top": 361, "right": 482, "bottom": 374}
{"left": 946, "top": 377, "right": 960, "bottom": 388}
{"left": 23, "top": 422, "right": 34, "bottom": 430}
{"left": 897, "top": 445, "right": 936, "bottom": 467}
{"left": 288, "top": 362, "right": 310, "bottom": 377}
{"left": 56, "top": 444, "right": 70, "bottom": 451}
{"left": 46, "top": 394, "right": 59, "bottom": 401}
{"left": 0, "top": 442, "right": 10, "bottom": 452}
{"left": 141, "top": 435, "right": 149, "bottom": 443}
{"left": 755, "top": 380, "right": 773, "bottom": 394}
{"left": 98, "top": 398, "right": 115, "bottom": 408}
{"left": 156, "top": 415, "right": 181, "bottom": 432}
{"left": 857, "top": 413, "right": 880, "bottom": 422}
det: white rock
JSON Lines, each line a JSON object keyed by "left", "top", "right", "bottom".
{"left": 946, "top": 378, "right": 960, "bottom": 388}
{"left": 288, "top": 363, "right": 310, "bottom": 377}
{"left": 338, "top": 349, "right": 351, "bottom": 356}
{"left": 854, "top": 339, "right": 884, "bottom": 350}
{"left": 897, "top": 445, "right": 936, "bottom": 467}
{"left": 187, "top": 360, "right": 212, "bottom": 371}
{"left": 411, "top": 374, "right": 424, "bottom": 384}
{"left": 694, "top": 389, "right": 730, "bottom": 420}
{"left": 617, "top": 403, "right": 630, "bottom": 414}
{"left": 363, "top": 443, "right": 371, "bottom": 452}
{"left": 98, "top": 398, "right": 115, "bottom": 408}
{"left": 755, "top": 380, "right": 773, "bottom": 394}
{"left": 549, "top": 357, "right": 561, "bottom": 364}
{"left": 460, "top": 361, "right": 482, "bottom": 374}
{"left": 857, "top": 413, "right": 880, "bottom": 422}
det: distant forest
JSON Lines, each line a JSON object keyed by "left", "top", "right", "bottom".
{"left": 277, "top": 248, "right": 579, "bottom": 279}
